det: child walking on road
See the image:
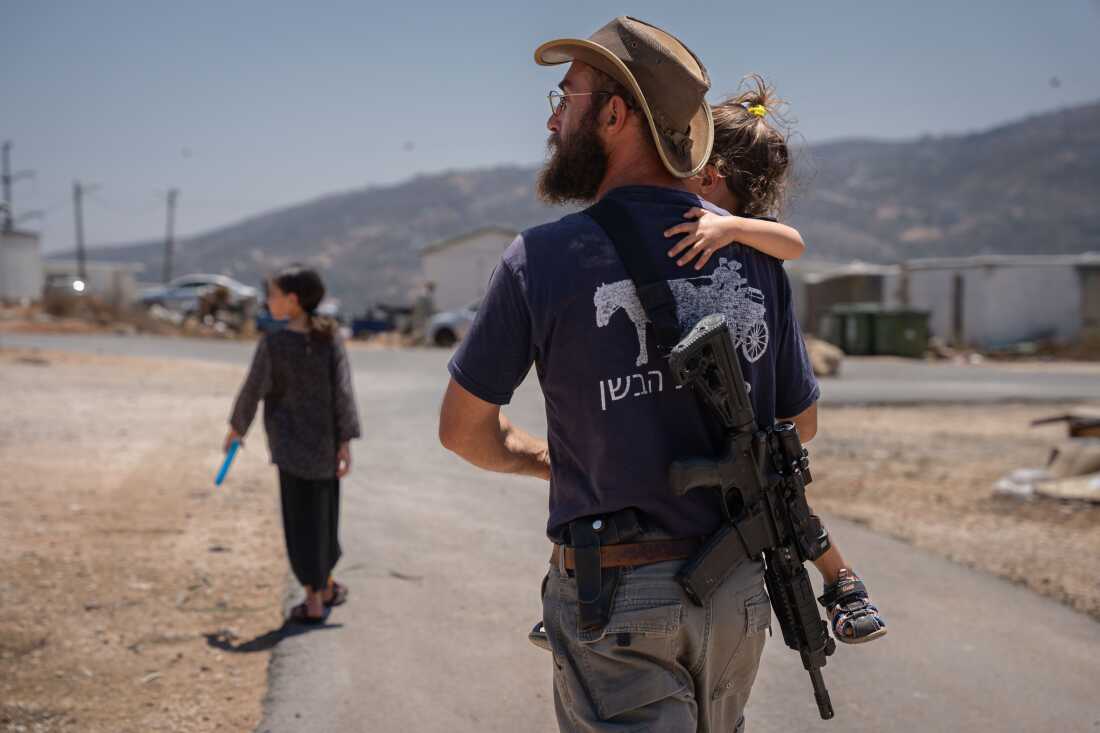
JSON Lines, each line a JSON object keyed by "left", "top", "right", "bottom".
{"left": 225, "top": 265, "right": 361, "bottom": 624}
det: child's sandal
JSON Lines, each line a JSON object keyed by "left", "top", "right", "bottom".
{"left": 324, "top": 581, "right": 348, "bottom": 608}
{"left": 818, "top": 569, "right": 887, "bottom": 644}
{"left": 287, "top": 602, "right": 328, "bottom": 625}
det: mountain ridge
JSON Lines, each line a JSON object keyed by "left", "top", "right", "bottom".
{"left": 68, "top": 100, "right": 1100, "bottom": 312}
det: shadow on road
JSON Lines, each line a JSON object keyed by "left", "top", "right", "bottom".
{"left": 204, "top": 623, "right": 344, "bottom": 653}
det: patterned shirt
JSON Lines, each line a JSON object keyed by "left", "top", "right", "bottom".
{"left": 231, "top": 330, "right": 361, "bottom": 480}
{"left": 448, "top": 186, "right": 819, "bottom": 540}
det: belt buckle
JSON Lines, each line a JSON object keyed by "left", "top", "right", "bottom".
{"left": 557, "top": 543, "right": 567, "bottom": 575}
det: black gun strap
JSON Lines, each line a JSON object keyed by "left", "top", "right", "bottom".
{"left": 585, "top": 198, "right": 681, "bottom": 355}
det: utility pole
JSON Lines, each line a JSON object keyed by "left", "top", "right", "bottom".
{"left": 2, "top": 142, "right": 35, "bottom": 233}
{"left": 2, "top": 142, "right": 11, "bottom": 231}
{"left": 162, "top": 188, "right": 179, "bottom": 283}
{"left": 73, "top": 181, "right": 87, "bottom": 282}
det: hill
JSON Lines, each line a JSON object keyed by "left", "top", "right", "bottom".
{"left": 76, "top": 100, "right": 1100, "bottom": 312}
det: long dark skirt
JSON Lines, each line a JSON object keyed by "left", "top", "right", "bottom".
{"left": 278, "top": 468, "right": 342, "bottom": 590}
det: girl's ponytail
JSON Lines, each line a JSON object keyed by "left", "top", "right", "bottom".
{"left": 272, "top": 265, "right": 336, "bottom": 347}
{"left": 709, "top": 74, "right": 792, "bottom": 218}
{"left": 306, "top": 308, "right": 338, "bottom": 344}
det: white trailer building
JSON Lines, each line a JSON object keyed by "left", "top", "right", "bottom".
{"left": 419, "top": 227, "right": 517, "bottom": 312}
{"left": 902, "top": 254, "right": 1100, "bottom": 349}
{"left": 0, "top": 229, "right": 43, "bottom": 302}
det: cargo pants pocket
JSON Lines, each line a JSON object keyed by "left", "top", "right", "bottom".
{"left": 576, "top": 603, "right": 688, "bottom": 721}
{"left": 711, "top": 591, "right": 771, "bottom": 702}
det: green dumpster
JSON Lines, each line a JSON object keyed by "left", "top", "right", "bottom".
{"left": 823, "top": 304, "right": 930, "bottom": 358}
{"left": 824, "top": 303, "right": 878, "bottom": 356}
{"left": 872, "top": 309, "right": 930, "bottom": 358}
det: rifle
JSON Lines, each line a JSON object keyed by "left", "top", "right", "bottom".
{"left": 668, "top": 313, "right": 837, "bottom": 720}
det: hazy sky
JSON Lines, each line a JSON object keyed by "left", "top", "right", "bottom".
{"left": 4, "top": 1, "right": 1099, "bottom": 252}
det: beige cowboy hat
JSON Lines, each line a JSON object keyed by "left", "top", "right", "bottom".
{"left": 534, "top": 16, "right": 714, "bottom": 179}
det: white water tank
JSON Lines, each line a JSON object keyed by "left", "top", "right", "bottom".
{"left": 0, "top": 229, "right": 44, "bottom": 302}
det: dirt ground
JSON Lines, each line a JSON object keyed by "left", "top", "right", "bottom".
{"left": 1, "top": 348, "right": 1098, "bottom": 732}
{"left": 0, "top": 349, "right": 284, "bottom": 733}
{"left": 809, "top": 403, "right": 1100, "bottom": 620}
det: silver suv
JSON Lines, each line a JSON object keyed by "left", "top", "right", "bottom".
{"left": 426, "top": 300, "right": 480, "bottom": 347}
{"left": 139, "top": 274, "right": 259, "bottom": 315}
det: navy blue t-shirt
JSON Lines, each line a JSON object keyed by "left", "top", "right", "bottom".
{"left": 448, "top": 186, "right": 819, "bottom": 540}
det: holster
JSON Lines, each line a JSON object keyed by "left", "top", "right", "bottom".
{"left": 568, "top": 509, "right": 644, "bottom": 633}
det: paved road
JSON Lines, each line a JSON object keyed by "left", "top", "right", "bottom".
{"left": 6, "top": 333, "right": 1100, "bottom": 730}
{"left": 3, "top": 332, "right": 1099, "bottom": 405}
{"left": 250, "top": 351, "right": 1096, "bottom": 733}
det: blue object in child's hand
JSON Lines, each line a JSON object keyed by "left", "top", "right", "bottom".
{"left": 215, "top": 441, "right": 240, "bottom": 486}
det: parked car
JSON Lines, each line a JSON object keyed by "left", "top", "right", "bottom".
{"left": 43, "top": 273, "right": 87, "bottom": 297}
{"left": 139, "top": 274, "right": 259, "bottom": 315}
{"left": 427, "top": 300, "right": 479, "bottom": 347}
{"left": 351, "top": 304, "right": 407, "bottom": 339}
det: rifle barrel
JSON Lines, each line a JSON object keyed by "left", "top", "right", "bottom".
{"left": 809, "top": 667, "right": 834, "bottom": 719}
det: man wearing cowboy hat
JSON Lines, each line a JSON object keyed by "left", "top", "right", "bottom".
{"left": 439, "top": 17, "right": 819, "bottom": 732}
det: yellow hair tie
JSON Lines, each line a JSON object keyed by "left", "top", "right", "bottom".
{"left": 747, "top": 104, "right": 768, "bottom": 118}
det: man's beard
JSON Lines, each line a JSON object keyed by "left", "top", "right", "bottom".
{"left": 537, "top": 109, "right": 608, "bottom": 206}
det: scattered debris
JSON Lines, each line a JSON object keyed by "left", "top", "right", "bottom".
{"left": 1, "top": 294, "right": 256, "bottom": 340}
{"left": 1035, "top": 473, "right": 1100, "bottom": 503}
{"left": 926, "top": 336, "right": 957, "bottom": 360}
{"left": 992, "top": 467, "right": 1048, "bottom": 499}
{"left": 146, "top": 304, "right": 183, "bottom": 326}
{"left": 1031, "top": 411, "right": 1100, "bottom": 438}
{"left": 806, "top": 336, "right": 843, "bottom": 377}
{"left": 993, "top": 412, "right": 1100, "bottom": 504}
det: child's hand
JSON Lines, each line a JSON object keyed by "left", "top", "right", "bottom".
{"left": 665, "top": 207, "right": 739, "bottom": 271}
{"left": 336, "top": 442, "right": 352, "bottom": 478}
{"left": 224, "top": 429, "right": 243, "bottom": 453}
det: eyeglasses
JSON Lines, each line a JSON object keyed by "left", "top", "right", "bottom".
{"left": 547, "top": 89, "right": 611, "bottom": 116}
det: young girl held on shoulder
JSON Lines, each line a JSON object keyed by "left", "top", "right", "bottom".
{"left": 667, "top": 74, "right": 805, "bottom": 269}
{"left": 673, "top": 76, "right": 887, "bottom": 645}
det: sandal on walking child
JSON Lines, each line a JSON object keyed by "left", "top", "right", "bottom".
{"left": 324, "top": 579, "right": 349, "bottom": 608}
{"left": 288, "top": 601, "right": 330, "bottom": 626}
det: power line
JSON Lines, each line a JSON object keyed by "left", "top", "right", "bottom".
{"left": 85, "top": 189, "right": 164, "bottom": 217}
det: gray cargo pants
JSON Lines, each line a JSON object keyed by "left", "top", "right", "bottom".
{"left": 543, "top": 552, "right": 770, "bottom": 732}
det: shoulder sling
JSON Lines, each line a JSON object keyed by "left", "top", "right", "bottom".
{"left": 584, "top": 198, "right": 681, "bottom": 356}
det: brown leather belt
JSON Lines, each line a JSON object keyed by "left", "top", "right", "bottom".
{"left": 551, "top": 538, "right": 703, "bottom": 571}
